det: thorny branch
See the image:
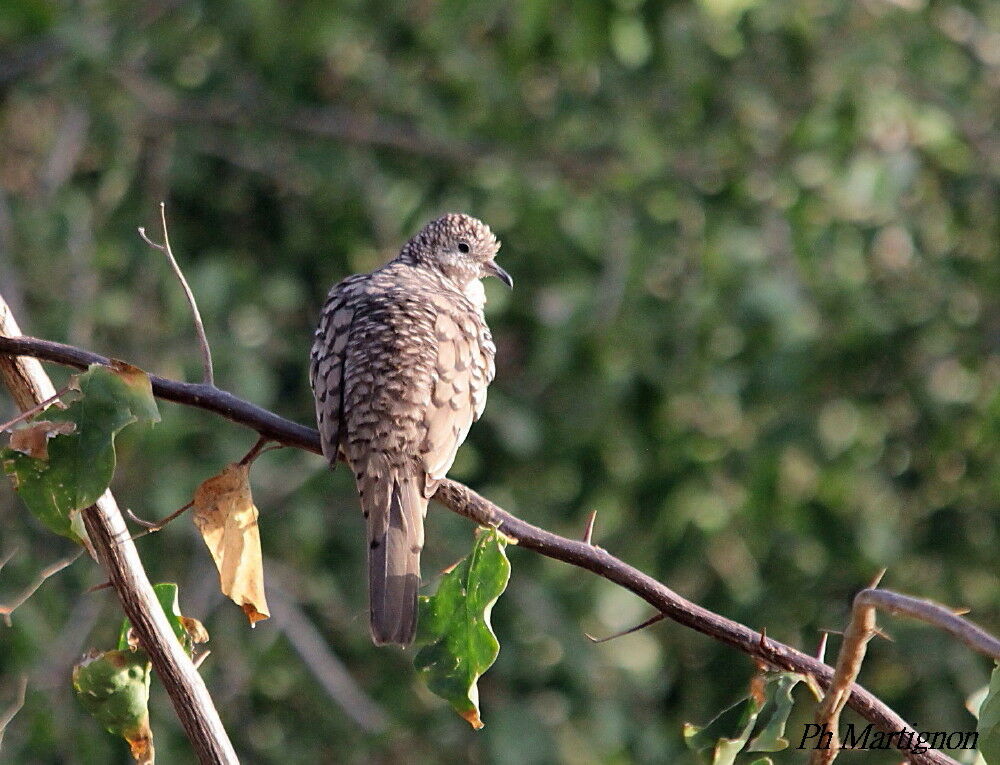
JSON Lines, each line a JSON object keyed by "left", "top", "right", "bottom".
{"left": 0, "top": 333, "right": 972, "bottom": 765}
{"left": 811, "top": 581, "right": 1000, "bottom": 765}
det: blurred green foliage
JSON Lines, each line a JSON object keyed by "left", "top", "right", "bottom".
{"left": 0, "top": 0, "right": 997, "bottom": 762}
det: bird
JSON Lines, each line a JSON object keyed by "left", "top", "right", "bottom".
{"left": 310, "top": 213, "right": 512, "bottom": 646}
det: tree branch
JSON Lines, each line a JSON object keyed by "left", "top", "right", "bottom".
{"left": 812, "top": 584, "right": 1000, "bottom": 764}
{"left": 0, "top": 309, "right": 237, "bottom": 765}
{"left": 0, "top": 333, "right": 967, "bottom": 765}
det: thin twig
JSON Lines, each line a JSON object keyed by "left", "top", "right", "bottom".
{"left": 0, "top": 384, "right": 70, "bottom": 432}
{"left": 585, "top": 612, "right": 665, "bottom": 643}
{"left": 0, "top": 333, "right": 968, "bottom": 765}
{"left": 138, "top": 203, "right": 214, "bottom": 386}
{"left": 126, "top": 501, "right": 194, "bottom": 533}
{"left": 0, "top": 674, "right": 27, "bottom": 748}
{"left": 856, "top": 589, "right": 1000, "bottom": 659}
{"left": 0, "top": 550, "right": 83, "bottom": 626}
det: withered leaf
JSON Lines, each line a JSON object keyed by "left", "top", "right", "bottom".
{"left": 192, "top": 463, "right": 269, "bottom": 625}
{"left": 8, "top": 421, "right": 76, "bottom": 460}
{"left": 73, "top": 649, "right": 154, "bottom": 764}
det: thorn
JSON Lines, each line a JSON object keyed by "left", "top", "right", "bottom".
{"left": 816, "top": 631, "right": 829, "bottom": 663}
{"left": 192, "top": 649, "right": 211, "bottom": 670}
{"left": 867, "top": 568, "right": 887, "bottom": 590}
{"left": 872, "top": 626, "right": 893, "bottom": 643}
{"left": 953, "top": 606, "right": 972, "bottom": 616}
{"left": 582, "top": 511, "right": 597, "bottom": 545}
{"left": 758, "top": 626, "right": 768, "bottom": 652}
{"left": 585, "top": 612, "right": 665, "bottom": 643}
{"left": 87, "top": 580, "right": 114, "bottom": 593}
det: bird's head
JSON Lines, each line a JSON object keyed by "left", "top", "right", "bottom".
{"left": 401, "top": 213, "right": 512, "bottom": 291}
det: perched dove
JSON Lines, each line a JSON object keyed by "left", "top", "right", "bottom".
{"left": 311, "top": 214, "right": 512, "bottom": 645}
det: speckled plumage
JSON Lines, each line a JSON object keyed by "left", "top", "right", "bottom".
{"left": 310, "top": 214, "right": 510, "bottom": 645}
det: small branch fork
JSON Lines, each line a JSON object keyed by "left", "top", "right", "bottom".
{"left": 0, "top": 336, "right": 970, "bottom": 765}
{"left": 810, "top": 573, "right": 1000, "bottom": 765}
{"left": 139, "top": 203, "right": 215, "bottom": 387}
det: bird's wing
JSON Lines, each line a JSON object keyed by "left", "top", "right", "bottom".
{"left": 419, "top": 295, "right": 496, "bottom": 495}
{"left": 310, "top": 274, "right": 367, "bottom": 465}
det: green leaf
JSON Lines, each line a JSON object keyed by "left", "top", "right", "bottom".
{"left": 118, "top": 582, "right": 208, "bottom": 657}
{"left": 748, "top": 672, "right": 807, "bottom": 752}
{"left": 685, "top": 694, "right": 762, "bottom": 764}
{"left": 1, "top": 362, "right": 159, "bottom": 543}
{"left": 72, "top": 649, "right": 154, "bottom": 764}
{"left": 414, "top": 527, "right": 511, "bottom": 729}
{"left": 977, "top": 663, "right": 1000, "bottom": 764}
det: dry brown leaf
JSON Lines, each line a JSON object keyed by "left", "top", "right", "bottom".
{"left": 126, "top": 719, "right": 155, "bottom": 765}
{"left": 179, "top": 615, "right": 210, "bottom": 645}
{"left": 192, "top": 463, "right": 269, "bottom": 625}
{"left": 8, "top": 420, "right": 76, "bottom": 459}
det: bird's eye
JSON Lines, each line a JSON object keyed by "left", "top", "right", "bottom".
{"left": 457, "top": 241, "right": 470, "bottom": 254}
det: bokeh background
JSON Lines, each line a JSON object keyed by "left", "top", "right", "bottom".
{"left": 1, "top": 0, "right": 998, "bottom": 762}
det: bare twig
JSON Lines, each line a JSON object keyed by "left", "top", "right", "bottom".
{"left": 585, "top": 612, "right": 665, "bottom": 643}
{"left": 0, "top": 332, "right": 968, "bottom": 765}
{"left": 0, "top": 384, "right": 70, "bottom": 432}
{"left": 0, "top": 674, "right": 27, "bottom": 748}
{"left": 811, "top": 579, "right": 1000, "bottom": 765}
{"left": 810, "top": 595, "right": 880, "bottom": 764}
{"left": 126, "top": 501, "right": 194, "bottom": 533}
{"left": 855, "top": 589, "right": 1000, "bottom": 659}
{"left": 139, "top": 203, "right": 214, "bottom": 387}
{"left": 0, "top": 300, "right": 237, "bottom": 764}
{"left": 0, "top": 550, "right": 83, "bottom": 626}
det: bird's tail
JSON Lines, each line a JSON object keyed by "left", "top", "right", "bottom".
{"left": 359, "top": 464, "right": 426, "bottom": 646}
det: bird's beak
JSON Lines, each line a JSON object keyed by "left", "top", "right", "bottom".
{"left": 483, "top": 261, "right": 514, "bottom": 288}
